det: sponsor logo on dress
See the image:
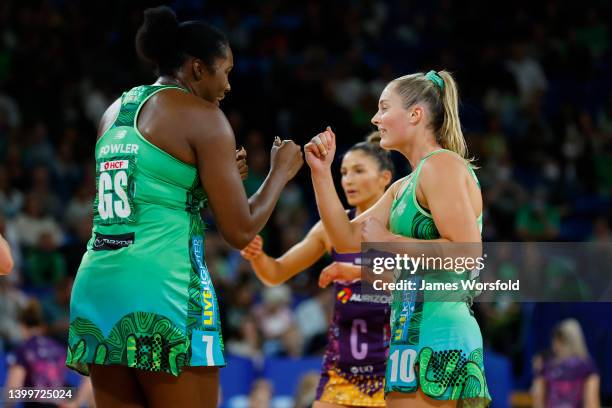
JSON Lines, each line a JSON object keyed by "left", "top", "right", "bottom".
{"left": 92, "top": 232, "right": 135, "bottom": 251}
{"left": 100, "top": 160, "right": 129, "bottom": 172}
{"left": 191, "top": 236, "right": 217, "bottom": 329}
{"left": 114, "top": 129, "right": 128, "bottom": 140}
{"left": 337, "top": 288, "right": 391, "bottom": 304}
{"left": 349, "top": 293, "right": 392, "bottom": 304}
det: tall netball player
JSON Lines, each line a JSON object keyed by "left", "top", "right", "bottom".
{"left": 241, "top": 134, "right": 393, "bottom": 408}
{"left": 305, "top": 71, "right": 491, "bottom": 407}
{"left": 66, "top": 6, "right": 303, "bottom": 408}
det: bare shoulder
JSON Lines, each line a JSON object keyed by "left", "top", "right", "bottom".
{"left": 390, "top": 175, "right": 411, "bottom": 199}
{"left": 392, "top": 175, "right": 411, "bottom": 188}
{"left": 420, "top": 150, "right": 469, "bottom": 183}
{"left": 157, "top": 90, "right": 233, "bottom": 141}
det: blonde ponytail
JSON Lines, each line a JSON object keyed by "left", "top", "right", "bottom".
{"left": 436, "top": 71, "right": 468, "bottom": 160}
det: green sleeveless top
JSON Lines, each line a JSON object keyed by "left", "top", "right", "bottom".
{"left": 390, "top": 148, "right": 481, "bottom": 239}
{"left": 389, "top": 148, "right": 482, "bottom": 302}
{"left": 93, "top": 84, "right": 206, "bottom": 229}
{"left": 68, "top": 85, "right": 224, "bottom": 376}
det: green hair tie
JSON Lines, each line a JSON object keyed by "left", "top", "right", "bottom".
{"left": 425, "top": 70, "right": 444, "bottom": 90}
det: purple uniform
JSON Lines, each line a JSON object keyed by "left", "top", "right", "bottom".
{"left": 7, "top": 335, "right": 67, "bottom": 388}
{"left": 539, "top": 356, "right": 598, "bottom": 408}
{"left": 316, "top": 209, "right": 391, "bottom": 407}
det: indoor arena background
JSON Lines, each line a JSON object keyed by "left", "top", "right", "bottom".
{"left": 1, "top": 1, "right": 611, "bottom": 407}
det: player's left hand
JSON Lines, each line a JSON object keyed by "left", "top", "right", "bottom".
{"left": 240, "top": 235, "right": 264, "bottom": 261}
{"left": 361, "top": 217, "right": 393, "bottom": 242}
{"left": 319, "top": 262, "right": 359, "bottom": 288}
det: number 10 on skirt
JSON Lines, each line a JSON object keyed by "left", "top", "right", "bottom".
{"left": 387, "top": 345, "right": 418, "bottom": 387}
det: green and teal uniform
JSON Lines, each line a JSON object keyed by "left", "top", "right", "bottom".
{"left": 385, "top": 149, "right": 491, "bottom": 406}
{"left": 67, "top": 85, "right": 225, "bottom": 376}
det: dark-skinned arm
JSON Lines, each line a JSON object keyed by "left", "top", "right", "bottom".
{"left": 192, "top": 108, "right": 302, "bottom": 248}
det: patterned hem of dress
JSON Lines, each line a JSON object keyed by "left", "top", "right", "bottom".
{"left": 66, "top": 312, "right": 225, "bottom": 377}
{"left": 384, "top": 389, "right": 491, "bottom": 408}
{"left": 384, "top": 347, "right": 491, "bottom": 407}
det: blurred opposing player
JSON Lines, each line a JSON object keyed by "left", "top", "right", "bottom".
{"left": 242, "top": 134, "right": 393, "bottom": 407}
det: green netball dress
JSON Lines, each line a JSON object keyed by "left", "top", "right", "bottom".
{"left": 67, "top": 85, "right": 225, "bottom": 376}
{"left": 385, "top": 149, "right": 491, "bottom": 406}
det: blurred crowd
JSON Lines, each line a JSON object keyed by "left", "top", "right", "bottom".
{"left": 1, "top": 0, "right": 612, "bottom": 404}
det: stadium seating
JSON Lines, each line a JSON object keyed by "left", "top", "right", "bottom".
{"left": 262, "top": 356, "right": 322, "bottom": 397}
{"left": 484, "top": 349, "right": 513, "bottom": 408}
{"left": 219, "top": 355, "right": 322, "bottom": 408}
{"left": 219, "top": 355, "right": 256, "bottom": 408}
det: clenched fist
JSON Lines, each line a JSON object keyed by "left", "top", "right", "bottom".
{"left": 304, "top": 126, "right": 336, "bottom": 174}
{"left": 271, "top": 137, "right": 303, "bottom": 182}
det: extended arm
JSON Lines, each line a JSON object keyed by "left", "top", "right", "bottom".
{"left": 531, "top": 376, "right": 546, "bottom": 408}
{"left": 242, "top": 222, "right": 328, "bottom": 286}
{"left": 305, "top": 127, "right": 396, "bottom": 253}
{"left": 4, "top": 364, "right": 26, "bottom": 408}
{"left": 583, "top": 374, "right": 600, "bottom": 408}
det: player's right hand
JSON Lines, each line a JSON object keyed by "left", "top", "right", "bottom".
{"left": 271, "top": 137, "right": 303, "bottom": 181}
{"left": 240, "top": 234, "right": 264, "bottom": 261}
{"left": 304, "top": 126, "right": 336, "bottom": 174}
